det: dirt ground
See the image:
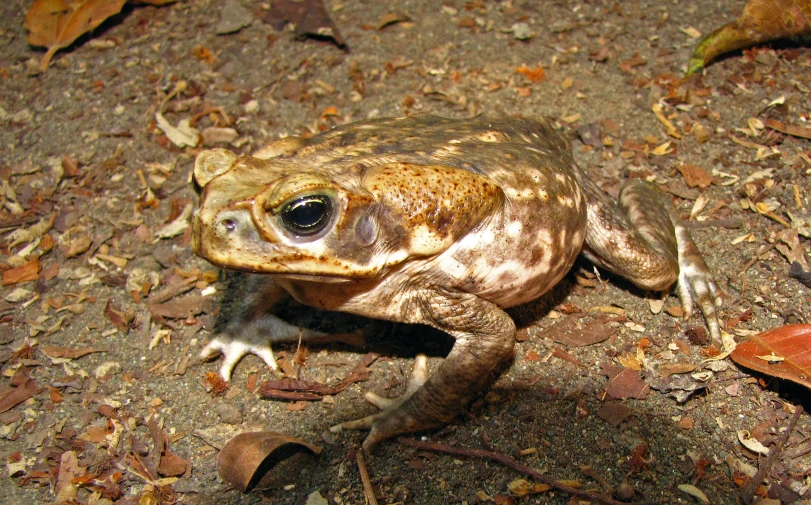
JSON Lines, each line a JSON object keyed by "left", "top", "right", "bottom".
{"left": 1, "top": 0, "right": 811, "bottom": 504}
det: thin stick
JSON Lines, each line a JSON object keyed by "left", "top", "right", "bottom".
{"left": 741, "top": 242, "right": 776, "bottom": 275}
{"left": 740, "top": 405, "right": 804, "bottom": 504}
{"left": 356, "top": 450, "right": 378, "bottom": 505}
{"left": 740, "top": 242, "right": 776, "bottom": 297}
{"left": 398, "top": 438, "right": 658, "bottom": 505}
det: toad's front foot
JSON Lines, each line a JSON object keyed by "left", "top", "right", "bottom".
{"left": 200, "top": 314, "right": 326, "bottom": 381}
{"left": 331, "top": 354, "right": 430, "bottom": 453}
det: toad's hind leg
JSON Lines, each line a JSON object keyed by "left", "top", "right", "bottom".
{"left": 331, "top": 290, "right": 515, "bottom": 452}
{"left": 581, "top": 179, "right": 722, "bottom": 342}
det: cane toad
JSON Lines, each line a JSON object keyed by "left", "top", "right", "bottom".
{"left": 191, "top": 115, "right": 722, "bottom": 451}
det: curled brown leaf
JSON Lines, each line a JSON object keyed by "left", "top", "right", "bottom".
{"left": 217, "top": 432, "right": 322, "bottom": 492}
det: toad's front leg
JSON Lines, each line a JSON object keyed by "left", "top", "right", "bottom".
{"left": 332, "top": 290, "right": 515, "bottom": 452}
{"left": 199, "top": 274, "right": 327, "bottom": 380}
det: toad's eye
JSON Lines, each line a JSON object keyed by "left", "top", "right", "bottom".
{"left": 280, "top": 195, "right": 333, "bottom": 236}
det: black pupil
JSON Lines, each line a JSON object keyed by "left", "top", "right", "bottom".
{"left": 281, "top": 195, "right": 332, "bottom": 235}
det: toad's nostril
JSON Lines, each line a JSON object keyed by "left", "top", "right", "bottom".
{"left": 222, "top": 218, "right": 237, "bottom": 232}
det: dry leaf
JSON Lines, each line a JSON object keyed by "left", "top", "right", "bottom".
{"left": 257, "top": 0, "right": 347, "bottom": 49}
{"left": 604, "top": 368, "right": 650, "bottom": 399}
{"left": 547, "top": 317, "right": 616, "bottom": 347}
{"left": 41, "top": 345, "right": 106, "bottom": 362}
{"left": 133, "top": 0, "right": 179, "bottom": 5}
{"left": 658, "top": 363, "right": 697, "bottom": 377}
{"left": 678, "top": 416, "right": 694, "bottom": 429}
{"left": 678, "top": 483, "right": 710, "bottom": 504}
{"left": 693, "top": 122, "right": 710, "bottom": 143}
{"left": 154, "top": 202, "right": 193, "bottom": 238}
{"left": 217, "top": 432, "right": 322, "bottom": 492}
{"left": 258, "top": 353, "right": 378, "bottom": 400}
{"left": 2, "top": 259, "right": 40, "bottom": 286}
{"left": 157, "top": 450, "right": 189, "bottom": 477}
{"left": 765, "top": 118, "right": 811, "bottom": 139}
{"left": 104, "top": 300, "right": 135, "bottom": 331}
{"left": 377, "top": 11, "right": 411, "bottom": 30}
{"left": 62, "top": 234, "right": 92, "bottom": 257}
{"left": 515, "top": 65, "right": 545, "bottom": 83}
{"left": 24, "top": 0, "right": 128, "bottom": 72}
{"left": 56, "top": 451, "right": 85, "bottom": 496}
{"left": 618, "top": 352, "right": 644, "bottom": 370}
{"left": 146, "top": 295, "right": 214, "bottom": 319}
{"left": 596, "top": 402, "right": 633, "bottom": 426}
{"left": 730, "top": 324, "right": 811, "bottom": 389}
{"left": 551, "top": 347, "right": 585, "bottom": 367}
{"left": 155, "top": 113, "right": 199, "bottom": 148}
{"left": 0, "top": 379, "right": 41, "bottom": 414}
{"left": 205, "top": 372, "right": 228, "bottom": 395}
{"left": 738, "top": 429, "right": 770, "bottom": 454}
{"left": 677, "top": 164, "right": 713, "bottom": 189}
{"left": 688, "top": 0, "right": 811, "bottom": 75}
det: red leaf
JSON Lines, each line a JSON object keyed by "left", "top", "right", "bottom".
{"left": 730, "top": 324, "right": 811, "bottom": 390}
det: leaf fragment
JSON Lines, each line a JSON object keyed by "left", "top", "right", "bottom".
{"left": 515, "top": 65, "right": 545, "bottom": 83}
{"left": 737, "top": 429, "right": 770, "bottom": 454}
{"left": 678, "top": 483, "right": 710, "bottom": 504}
{"left": 155, "top": 113, "right": 199, "bottom": 148}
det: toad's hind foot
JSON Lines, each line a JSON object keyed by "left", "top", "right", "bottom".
{"left": 673, "top": 222, "right": 724, "bottom": 344}
{"left": 331, "top": 354, "right": 429, "bottom": 452}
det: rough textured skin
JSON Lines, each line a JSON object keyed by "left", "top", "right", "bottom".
{"left": 191, "top": 115, "right": 722, "bottom": 451}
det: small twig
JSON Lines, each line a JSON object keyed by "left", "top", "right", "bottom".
{"left": 146, "top": 276, "right": 198, "bottom": 304}
{"left": 740, "top": 405, "right": 804, "bottom": 504}
{"left": 740, "top": 242, "right": 776, "bottom": 296}
{"left": 683, "top": 217, "right": 742, "bottom": 229}
{"left": 398, "top": 438, "right": 658, "bottom": 505}
{"left": 356, "top": 450, "right": 378, "bottom": 505}
{"left": 741, "top": 242, "right": 776, "bottom": 275}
